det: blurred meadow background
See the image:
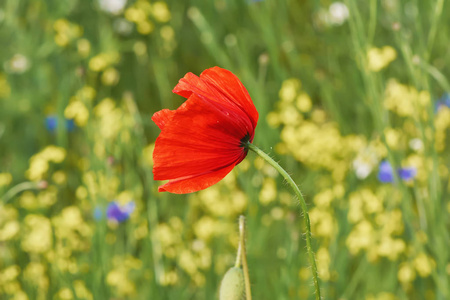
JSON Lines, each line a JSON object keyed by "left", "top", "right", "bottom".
{"left": 1, "top": 0, "right": 450, "bottom": 299}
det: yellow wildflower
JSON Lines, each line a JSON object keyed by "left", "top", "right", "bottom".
{"left": 160, "top": 270, "right": 178, "bottom": 286}
{"left": 0, "top": 172, "right": 12, "bottom": 186}
{"left": 346, "top": 220, "right": 374, "bottom": 254}
{"left": 152, "top": 2, "right": 171, "bottom": 23}
{"left": 367, "top": 46, "right": 397, "bottom": 72}
{"left": 21, "top": 215, "right": 53, "bottom": 253}
{"left": 125, "top": 7, "right": 146, "bottom": 23}
{"left": 413, "top": 252, "right": 435, "bottom": 277}
{"left": 279, "top": 78, "right": 301, "bottom": 102}
{"left": 53, "top": 19, "right": 82, "bottom": 47}
{"left": 398, "top": 262, "right": 416, "bottom": 284}
{"left": 57, "top": 287, "right": 73, "bottom": 300}
{"left": 24, "top": 262, "right": 48, "bottom": 291}
{"left": 160, "top": 25, "right": 175, "bottom": 41}
{"left": 296, "top": 92, "right": 313, "bottom": 112}
{"left": 77, "top": 38, "right": 91, "bottom": 57}
{"left": 316, "top": 247, "right": 331, "bottom": 281}
{"left": 0, "top": 220, "right": 20, "bottom": 241}
{"left": 194, "top": 216, "right": 217, "bottom": 241}
{"left": 26, "top": 146, "right": 66, "bottom": 180}
{"left": 259, "top": 177, "right": 277, "bottom": 205}
{"left": 137, "top": 20, "right": 154, "bottom": 35}
{"left": 88, "top": 52, "right": 120, "bottom": 72}
{"left": 73, "top": 280, "right": 93, "bottom": 300}
{"left": 101, "top": 67, "right": 120, "bottom": 86}
{"left": 64, "top": 101, "right": 89, "bottom": 126}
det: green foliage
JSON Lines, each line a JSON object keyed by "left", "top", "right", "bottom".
{"left": 1, "top": 0, "right": 449, "bottom": 299}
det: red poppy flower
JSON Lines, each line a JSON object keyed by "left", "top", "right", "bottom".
{"left": 152, "top": 67, "right": 259, "bottom": 194}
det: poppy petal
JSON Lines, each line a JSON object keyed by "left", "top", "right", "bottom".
{"left": 157, "top": 164, "right": 236, "bottom": 194}
{"left": 153, "top": 94, "right": 249, "bottom": 180}
{"left": 173, "top": 66, "right": 258, "bottom": 130}
{"left": 200, "top": 67, "right": 258, "bottom": 128}
{"left": 152, "top": 109, "right": 176, "bottom": 130}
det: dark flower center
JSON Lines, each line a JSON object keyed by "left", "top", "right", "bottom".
{"left": 240, "top": 133, "right": 251, "bottom": 149}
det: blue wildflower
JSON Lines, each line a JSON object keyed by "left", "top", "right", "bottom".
{"left": 377, "top": 161, "right": 394, "bottom": 183}
{"left": 106, "top": 201, "right": 135, "bottom": 222}
{"left": 66, "top": 119, "right": 75, "bottom": 131}
{"left": 45, "top": 115, "right": 58, "bottom": 132}
{"left": 435, "top": 92, "right": 450, "bottom": 112}
{"left": 377, "top": 160, "right": 417, "bottom": 183}
{"left": 398, "top": 167, "right": 417, "bottom": 181}
{"left": 45, "top": 115, "right": 76, "bottom": 132}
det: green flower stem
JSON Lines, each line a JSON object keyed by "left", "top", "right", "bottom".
{"left": 239, "top": 215, "right": 252, "bottom": 300}
{"left": 247, "top": 143, "right": 321, "bottom": 300}
{"left": 2, "top": 181, "right": 46, "bottom": 204}
{"left": 234, "top": 232, "right": 242, "bottom": 269}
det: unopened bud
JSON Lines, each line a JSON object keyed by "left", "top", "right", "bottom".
{"left": 219, "top": 267, "right": 245, "bottom": 300}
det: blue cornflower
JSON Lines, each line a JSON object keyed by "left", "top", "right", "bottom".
{"left": 66, "top": 119, "right": 75, "bottom": 131}
{"left": 46, "top": 116, "right": 58, "bottom": 131}
{"left": 106, "top": 201, "right": 135, "bottom": 222}
{"left": 377, "top": 160, "right": 417, "bottom": 183}
{"left": 435, "top": 93, "right": 450, "bottom": 112}
{"left": 45, "top": 115, "right": 76, "bottom": 132}
{"left": 378, "top": 161, "right": 394, "bottom": 183}
{"left": 398, "top": 167, "right": 417, "bottom": 181}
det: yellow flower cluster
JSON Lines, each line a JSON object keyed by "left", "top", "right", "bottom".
{"left": 272, "top": 78, "right": 365, "bottom": 181}
{"left": 55, "top": 281, "right": 93, "bottom": 300}
{"left": 434, "top": 106, "right": 450, "bottom": 152}
{"left": 53, "top": 19, "right": 83, "bottom": 47}
{"left": 0, "top": 205, "right": 20, "bottom": 242}
{"left": 26, "top": 145, "right": 66, "bottom": 181}
{"left": 21, "top": 214, "right": 53, "bottom": 254}
{"left": 309, "top": 185, "right": 344, "bottom": 281}
{"left": 106, "top": 256, "right": 142, "bottom": 297}
{"left": 23, "top": 262, "right": 49, "bottom": 299}
{"left": 88, "top": 52, "right": 120, "bottom": 72}
{"left": 93, "top": 98, "right": 130, "bottom": 141}
{"left": 52, "top": 206, "right": 92, "bottom": 253}
{"left": 19, "top": 187, "right": 57, "bottom": 210}
{"left": 346, "top": 188, "right": 406, "bottom": 261}
{"left": 0, "top": 265, "right": 28, "bottom": 299}
{"left": 191, "top": 173, "right": 248, "bottom": 218}
{"left": 154, "top": 217, "right": 212, "bottom": 286}
{"left": 0, "top": 201, "right": 96, "bottom": 298}
{"left": 383, "top": 79, "right": 430, "bottom": 118}
{"left": 125, "top": 1, "right": 171, "bottom": 35}
{"left": 0, "top": 172, "right": 12, "bottom": 187}
{"left": 80, "top": 170, "right": 120, "bottom": 202}
{"left": 64, "top": 86, "right": 96, "bottom": 127}
{"left": 367, "top": 46, "right": 397, "bottom": 72}
{"left": 398, "top": 251, "right": 436, "bottom": 287}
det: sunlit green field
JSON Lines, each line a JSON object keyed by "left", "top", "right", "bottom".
{"left": 1, "top": 0, "right": 449, "bottom": 299}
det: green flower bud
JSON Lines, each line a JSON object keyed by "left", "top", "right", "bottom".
{"left": 219, "top": 267, "right": 245, "bottom": 300}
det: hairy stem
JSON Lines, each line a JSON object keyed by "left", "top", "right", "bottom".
{"left": 248, "top": 143, "right": 321, "bottom": 299}
{"left": 239, "top": 215, "right": 252, "bottom": 300}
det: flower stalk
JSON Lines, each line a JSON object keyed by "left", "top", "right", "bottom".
{"left": 238, "top": 215, "right": 252, "bottom": 300}
{"left": 247, "top": 143, "right": 321, "bottom": 299}
{"left": 221, "top": 216, "right": 251, "bottom": 300}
